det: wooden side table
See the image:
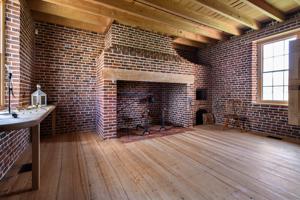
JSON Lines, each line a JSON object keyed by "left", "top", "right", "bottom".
{"left": 0, "top": 105, "right": 56, "bottom": 190}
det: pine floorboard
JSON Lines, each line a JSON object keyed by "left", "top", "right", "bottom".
{"left": 1, "top": 125, "right": 300, "bottom": 200}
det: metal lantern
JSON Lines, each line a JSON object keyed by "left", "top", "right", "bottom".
{"left": 31, "top": 84, "right": 47, "bottom": 106}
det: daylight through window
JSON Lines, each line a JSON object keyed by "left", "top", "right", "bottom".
{"left": 261, "top": 36, "right": 296, "bottom": 102}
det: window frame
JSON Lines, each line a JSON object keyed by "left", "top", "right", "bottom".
{"left": 0, "top": 0, "right": 5, "bottom": 108}
{"left": 257, "top": 32, "right": 300, "bottom": 106}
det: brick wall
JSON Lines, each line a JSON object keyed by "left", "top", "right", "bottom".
{"left": 97, "top": 23, "right": 210, "bottom": 138}
{"left": 35, "top": 22, "right": 105, "bottom": 134}
{"left": 20, "top": 0, "right": 35, "bottom": 106}
{"left": 95, "top": 53, "right": 105, "bottom": 138}
{"left": 106, "top": 23, "right": 177, "bottom": 55}
{"left": 198, "top": 15, "right": 300, "bottom": 139}
{"left": 0, "top": 0, "right": 34, "bottom": 180}
{"left": 163, "top": 83, "right": 194, "bottom": 127}
{"left": 117, "top": 81, "right": 163, "bottom": 129}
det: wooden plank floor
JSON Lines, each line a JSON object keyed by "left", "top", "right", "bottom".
{"left": 1, "top": 125, "right": 300, "bottom": 200}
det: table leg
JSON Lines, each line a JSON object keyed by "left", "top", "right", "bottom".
{"left": 31, "top": 124, "right": 40, "bottom": 190}
{"left": 52, "top": 109, "right": 56, "bottom": 135}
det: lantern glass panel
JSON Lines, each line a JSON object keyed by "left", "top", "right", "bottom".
{"left": 31, "top": 84, "right": 47, "bottom": 106}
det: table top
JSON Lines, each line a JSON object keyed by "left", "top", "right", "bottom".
{"left": 0, "top": 105, "right": 56, "bottom": 131}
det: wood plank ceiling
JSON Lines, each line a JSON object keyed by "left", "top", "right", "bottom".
{"left": 28, "top": 0, "right": 300, "bottom": 48}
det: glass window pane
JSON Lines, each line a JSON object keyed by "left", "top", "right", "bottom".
{"left": 273, "top": 71, "right": 284, "bottom": 86}
{"left": 261, "top": 37, "right": 296, "bottom": 103}
{"left": 284, "top": 86, "right": 288, "bottom": 101}
{"left": 273, "top": 55, "right": 285, "bottom": 71}
{"left": 273, "top": 41, "right": 284, "bottom": 56}
{"left": 263, "top": 73, "right": 272, "bottom": 86}
{"left": 284, "top": 55, "right": 289, "bottom": 69}
{"left": 263, "top": 43, "right": 273, "bottom": 58}
{"left": 284, "top": 40, "right": 290, "bottom": 54}
{"left": 263, "top": 58, "right": 273, "bottom": 72}
{"left": 273, "top": 86, "right": 284, "bottom": 101}
{"left": 263, "top": 87, "right": 272, "bottom": 100}
{"left": 284, "top": 71, "right": 289, "bottom": 86}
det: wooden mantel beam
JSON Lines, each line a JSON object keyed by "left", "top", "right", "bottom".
{"left": 84, "top": 0, "right": 224, "bottom": 40}
{"left": 241, "top": 0, "right": 285, "bottom": 22}
{"left": 41, "top": 0, "right": 218, "bottom": 43}
{"left": 136, "top": 0, "right": 241, "bottom": 36}
{"left": 191, "top": 0, "right": 260, "bottom": 30}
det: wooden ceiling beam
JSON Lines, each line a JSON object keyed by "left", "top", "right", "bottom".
{"left": 191, "top": 0, "right": 260, "bottom": 30}
{"left": 84, "top": 0, "right": 224, "bottom": 40}
{"left": 136, "top": 0, "right": 241, "bottom": 36}
{"left": 41, "top": 0, "right": 216, "bottom": 43}
{"left": 29, "top": 0, "right": 112, "bottom": 28}
{"left": 241, "top": 0, "right": 285, "bottom": 22}
{"left": 32, "top": 11, "right": 107, "bottom": 33}
{"left": 173, "top": 38, "right": 204, "bottom": 48}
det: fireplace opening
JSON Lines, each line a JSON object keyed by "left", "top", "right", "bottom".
{"left": 196, "top": 109, "right": 208, "bottom": 125}
{"left": 117, "top": 81, "right": 190, "bottom": 136}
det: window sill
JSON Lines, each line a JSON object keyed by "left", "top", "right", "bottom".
{"left": 252, "top": 101, "right": 288, "bottom": 107}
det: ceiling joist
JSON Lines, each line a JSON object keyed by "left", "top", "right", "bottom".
{"left": 83, "top": 0, "right": 224, "bottom": 40}
{"left": 30, "top": 0, "right": 297, "bottom": 48}
{"left": 241, "top": 0, "right": 285, "bottom": 22}
{"left": 136, "top": 0, "right": 241, "bottom": 36}
{"left": 191, "top": 0, "right": 260, "bottom": 30}
{"left": 41, "top": 0, "right": 217, "bottom": 43}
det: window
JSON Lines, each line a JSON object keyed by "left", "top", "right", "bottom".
{"left": 259, "top": 35, "right": 297, "bottom": 104}
{"left": 0, "top": 0, "right": 4, "bottom": 108}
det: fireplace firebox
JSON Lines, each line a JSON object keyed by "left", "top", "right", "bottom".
{"left": 196, "top": 109, "right": 208, "bottom": 125}
{"left": 117, "top": 81, "right": 191, "bottom": 136}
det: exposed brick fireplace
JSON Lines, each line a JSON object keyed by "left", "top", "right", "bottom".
{"left": 96, "top": 23, "right": 211, "bottom": 139}
{"left": 117, "top": 81, "right": 192, "bottom": 134}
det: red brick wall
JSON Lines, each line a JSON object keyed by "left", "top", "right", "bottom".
{"left": 20, "top": 0, "right": 35, "bottom": 106}
{"left": 97, "top": 23, "right": 211, "bottom": 138}
{"left": 198, "top": 15, "right": 300, "bottom": 139}
{"left": 163, "top": 83, "right": 194, "bottom": 127}
{"left": 194, "top": 63, "right": 212, "bottom": 118}
{"left": 117, "top": 81, "right": 163, "bottom": 129}
{"left": 35, "top": 22, "right": 105, "bottom": 134}
{"left": 106, "top": 23, "right": 177, "bottom": 55}
{"left": 95, "top": 53, "right": 105, "bottom": 138}
{"left": 0, "top": 0, "right": 34, "bottom": 180}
